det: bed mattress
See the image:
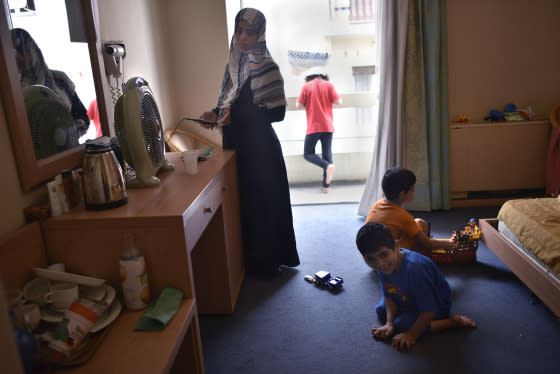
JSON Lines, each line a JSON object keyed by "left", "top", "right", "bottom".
{"left": 497, "top": 197, "right": 560, "bottom": 278}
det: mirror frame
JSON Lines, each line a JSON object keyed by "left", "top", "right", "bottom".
{"left": 0, "top": 0, "right": 110, "bottom": 191}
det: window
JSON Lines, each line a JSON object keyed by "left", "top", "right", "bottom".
{"left": 229, "top": 0, "right": 378, "bottom": 182}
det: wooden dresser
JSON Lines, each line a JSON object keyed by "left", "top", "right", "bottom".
{"left": 450, "top": 120, "right": 550, "bottom": 204}
{"left": 25, "top": 150, "right": 244, "bottom": 373}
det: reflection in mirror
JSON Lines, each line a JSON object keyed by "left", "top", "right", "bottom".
{"left": 8, "top": 0, "right": 100, "bottom": 160}
{"left": 0, "top": 0, "right": 109, "bottom": 191}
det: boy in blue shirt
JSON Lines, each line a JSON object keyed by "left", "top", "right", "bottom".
{"left": 356, "top": 222, "right": 476, "bottom": 352}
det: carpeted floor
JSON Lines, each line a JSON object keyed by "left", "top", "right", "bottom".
{"left": 199, "top": 203, "right": 560, "bottom": 374}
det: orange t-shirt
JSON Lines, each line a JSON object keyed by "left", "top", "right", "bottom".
{"left": 365, "top": 199, "right": 420, "bottom": 250}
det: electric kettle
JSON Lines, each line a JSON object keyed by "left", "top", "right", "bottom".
{"left": 82, "top": 143, "right": 128, "bottom": 210}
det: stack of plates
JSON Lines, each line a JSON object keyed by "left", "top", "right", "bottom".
{"left": 33, "top": 268, "right": 121, "bottom": 331}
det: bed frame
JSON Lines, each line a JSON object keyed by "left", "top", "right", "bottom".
{"left": 480, "top": 218, "right": 560, "bottom": 318}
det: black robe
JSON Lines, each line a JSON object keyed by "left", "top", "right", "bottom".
{"left": 222, "top": 79, "right": 300, "bottom": 273}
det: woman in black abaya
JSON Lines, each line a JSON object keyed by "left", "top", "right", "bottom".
{"left": 199, "top": 8, "right": 299, "bottom": 275}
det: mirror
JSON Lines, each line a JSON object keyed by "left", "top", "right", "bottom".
{"left": 0, "top": 0, "right": 109, "bottom": 190}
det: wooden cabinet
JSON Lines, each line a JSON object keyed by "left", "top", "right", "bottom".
{"left": 40, "top": 150, "right": 245, "bottom": 373}
{"left": 450, "top": 120, "right": 550, "bottom": 195}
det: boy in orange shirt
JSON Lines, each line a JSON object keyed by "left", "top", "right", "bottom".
{"left": 365, "top": 167, "right": 454, "bottom": 257}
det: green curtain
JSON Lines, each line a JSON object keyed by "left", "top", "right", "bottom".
{"left": 403, "top": 0, "right": 450, "bottom": 211}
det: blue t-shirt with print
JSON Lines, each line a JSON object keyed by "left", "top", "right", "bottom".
{"left": 378, "top": 249, "right": 451, "bottom": 317}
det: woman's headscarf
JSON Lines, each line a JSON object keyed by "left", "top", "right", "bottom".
{"left": 217, "top": 8, "right": 286, "bottom": 110}
{"left": 11, "top": 28, "right": 74, "bottom": 110}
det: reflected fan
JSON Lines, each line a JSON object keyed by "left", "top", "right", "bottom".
{"left": 114, "top": 77, "right": 174, "bottom": 188}
{"left": 22, "top": 85, "right": 78, "bottom": 160}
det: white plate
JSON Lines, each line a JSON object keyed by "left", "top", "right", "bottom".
{"left": 33, "top": 268, "right": 105, "bottom": 287}
{"left": 90, "top": 299, "right": 121, "bottom": 333}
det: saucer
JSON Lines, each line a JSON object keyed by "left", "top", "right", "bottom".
{"left": 49, "top": 304, "right": 68, "bottom": 313}
{"left": 40, "top": 307, "right": 64, "bottom": 323}
{"left": 90, "top": 299, "right": 121, "bottom": 333}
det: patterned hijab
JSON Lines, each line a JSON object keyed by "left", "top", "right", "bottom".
{"left": 10, "top": 28, "right": 74, "bottom": 110}
{"left": 217, "top": 8, "right": 286, "bottom": 110}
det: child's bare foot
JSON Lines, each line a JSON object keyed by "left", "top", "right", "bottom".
{"left": 431, "top": 314, "right": 477, "bottom": 333}
{"left": 451, "top": 314, "right": 477, "bottom": 328}
{"left": 325, "top": 164, "right": 335, "bottom": 184}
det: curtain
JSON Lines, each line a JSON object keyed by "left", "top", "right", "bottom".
{"left": 403, "top": 0, "right": 450, "bottom": 211}
{"left": 358, "top": 0, "right": 450, "bottom": 216}
{"left": 357, "top": 0, "right": 409, "bottom": 216}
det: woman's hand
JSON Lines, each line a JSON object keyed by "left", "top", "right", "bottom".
{"left": 200, "top": 111, "right": 218, "bottom": 129}
{"left": 217, "top": 105, "right": 231, "bottom": 127}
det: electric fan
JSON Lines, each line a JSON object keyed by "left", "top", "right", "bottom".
{"left": 22, "top": 85, "right": 78, "bottom": 160}
{"left": 114, "top": 77, "right": 174, "bottom": 188}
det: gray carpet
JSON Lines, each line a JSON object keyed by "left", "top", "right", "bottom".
{"left": 199, "top": 203, "right": 560, "bottom": 374}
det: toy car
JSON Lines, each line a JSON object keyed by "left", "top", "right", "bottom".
{"left": 304, "top": 270, "right": 344, "bottom": 291}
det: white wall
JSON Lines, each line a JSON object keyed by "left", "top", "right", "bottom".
{"left": 447, "top": 0, "right": 560, "bottom": 121}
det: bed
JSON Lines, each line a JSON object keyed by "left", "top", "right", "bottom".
{"left": 480, "top": 196, "right": 560, "bottom": 318}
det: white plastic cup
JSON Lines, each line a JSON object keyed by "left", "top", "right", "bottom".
{"left": 22, "top": 303, "right": 41, "bottom": 331}
{"left": 6, "top": 289, "right": 24, "bottom": 328}
{"left": 182, "top": 150, "right": 199, "bottom": 175}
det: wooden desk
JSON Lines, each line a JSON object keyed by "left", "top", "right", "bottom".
{"left": 40, "top": 150, "right": 245, "bottom": 373}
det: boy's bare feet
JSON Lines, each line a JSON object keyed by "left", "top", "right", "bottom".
{"left": 451, "top": 314, "right": 477, "bottom": 328}
{"left": 321, "top": 187, "right": 330, "bottom": 194}
{"left": 430, "top": 314, "right": 477, "bottom": 333}
{"left": 326, "top": 164, "right": 335, "bottom": 184}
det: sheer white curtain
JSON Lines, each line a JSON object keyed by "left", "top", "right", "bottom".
{"left": 357, "top": 0, "right": 409, "bottom": 216}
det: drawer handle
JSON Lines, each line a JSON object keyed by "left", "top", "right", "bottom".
{"left": 203, "top": 207, "right": 212, "bottom": 214}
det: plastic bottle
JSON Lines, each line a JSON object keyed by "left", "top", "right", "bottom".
{"left": 119, "top": 234, "right": 151, "bottom": 310}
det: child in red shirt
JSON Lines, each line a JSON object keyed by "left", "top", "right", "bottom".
{"left": 296, "top": 74, "right": 341, "bottom": 193}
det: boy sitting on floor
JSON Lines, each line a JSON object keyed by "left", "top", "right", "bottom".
{"left": 365, "top": 167, "right": 455, "bottom": 257}
{"left": 355, "top": 222, "right": 476, "bottom": 352}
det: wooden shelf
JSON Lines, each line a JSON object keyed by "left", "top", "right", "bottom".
{"left": 56, "top": 299, "right": 200, "bottom": 374}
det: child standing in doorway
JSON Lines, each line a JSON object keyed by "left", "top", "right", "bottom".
{"left": 296, "top": 74, "right": 341, "bottom": 193}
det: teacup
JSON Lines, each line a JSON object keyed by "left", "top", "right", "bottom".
{"left": 49, "top": 282, "right": 79, "bottom": 311}
{"left": 22, "top": 303, "right": 41, "bottom": 331}
{"left": 22, "top": 278, "right": 51, "bottom": 306}
{"left": 47, "top": 263, "right": 65, "bottom": 272}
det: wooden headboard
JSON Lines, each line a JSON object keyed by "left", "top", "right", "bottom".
{"left": 0, "top": 221, "right": 48, "bottom": 291}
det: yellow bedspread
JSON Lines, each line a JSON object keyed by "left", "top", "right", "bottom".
{"left": 498, "top": 196, "right": 560, "bottom": 277}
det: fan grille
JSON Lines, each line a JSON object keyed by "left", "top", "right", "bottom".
{"left": 140, "top": 91, "right": 164, "bottom": 166}
{"left": 26, "top": 87, "right": 78, "bottom": 160}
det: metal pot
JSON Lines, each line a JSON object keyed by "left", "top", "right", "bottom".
{"left": 82, "top": 143, "right": 127, "bottom": 210}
